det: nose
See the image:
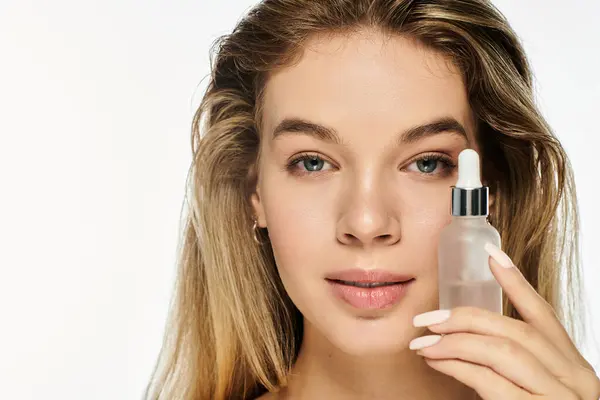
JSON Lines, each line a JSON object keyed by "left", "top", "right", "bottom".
{"left": 336, "top": 184, "right": 401, "bottom": 248}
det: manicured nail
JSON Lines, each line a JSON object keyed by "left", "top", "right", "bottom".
{"left": 413, "top": 310, "right": 451, "bottom": 327}
{"left": 484, "top": 242, "right": 514, "bottom": 268}
{"left": 409, "top": 335, "right": 442, "bottom": 350}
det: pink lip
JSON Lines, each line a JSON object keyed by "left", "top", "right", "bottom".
{"left": 325, "top": 269, "right": 413, "bottom": 283}
{"left": 325, "top": 269, "right": 415, "bottom": 310}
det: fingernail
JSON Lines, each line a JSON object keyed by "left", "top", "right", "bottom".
{"left": 484, "top": 242, "right": 513, "bottom": 268}
{"left": 409, "top": 335, "right": 442, "bottom": 350}
{"left": 413, "top": 310, "right": 451, "bottom": 327}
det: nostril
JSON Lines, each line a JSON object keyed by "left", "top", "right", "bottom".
{"left": 343, "top": 233, "right": 359, "bottom": 242}
{"left": 377, "top": 234, "right": 399, "bottom": 245}
{"left": 337, "top": 232, "right": 400, "bottom": 246}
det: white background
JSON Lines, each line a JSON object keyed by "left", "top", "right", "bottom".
{"left": 0, "top": 1, "right": 598, "bottom": 399}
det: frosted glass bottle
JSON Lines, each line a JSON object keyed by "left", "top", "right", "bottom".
{"left": 438, "top": 217, "right": 502, "bottom": 312}
{"left": 438, "top": 149, "right": 503, "bottom": 313}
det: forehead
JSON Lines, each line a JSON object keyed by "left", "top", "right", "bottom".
{"left": 261, "top": 29, "right": 475, "bottom": 140}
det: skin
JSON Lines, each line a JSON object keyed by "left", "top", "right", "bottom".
{"left": 250, "top": 29, "right": 599, "bottom": 400}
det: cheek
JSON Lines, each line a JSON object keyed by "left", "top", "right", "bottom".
{"left": 400, "top": 183, "right": 453, "bottom": 253}
{"left": 260, "top": 167, "right": 453, "bottom": 277}
{"left": 260, "top": 185, "right": 333, "bottom": 309}
{"left": 409, "top": 196, "right": 451, "bottom": 232}
{"left": 261, "top": 182, "right": 333, "bottom": 270}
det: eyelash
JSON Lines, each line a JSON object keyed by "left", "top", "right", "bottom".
{"left": 286, "top": 152, "right": 457, "bottom": 177}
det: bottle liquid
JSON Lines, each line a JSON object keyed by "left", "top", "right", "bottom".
{"left": 438, "top": 149, "right": 503, "bottom": 313}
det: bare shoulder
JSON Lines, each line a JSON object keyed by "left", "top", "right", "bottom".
{"left": 255, "top": 391, "right": 278, "bottom": 400}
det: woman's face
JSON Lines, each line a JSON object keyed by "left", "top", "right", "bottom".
{"left": 251, "top": 29, "right": 478, "bottom": 355}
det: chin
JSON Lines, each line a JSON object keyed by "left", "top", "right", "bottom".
{"left": 330, "top": 324, "right": 414, "bottom": 356}
{"left": 294, "top": 279, "right": 437, "bottom": 356}
{"left": 319, "top": 309, "right": 417, "bottom": 356}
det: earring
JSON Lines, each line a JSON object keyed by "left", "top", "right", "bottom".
{"left": 252, "top": 218, "right": 264, "bottom": 244}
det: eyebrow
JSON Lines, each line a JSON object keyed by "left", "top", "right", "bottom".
{"left": 272, "top": 117, "right": 469, "bottom": 145}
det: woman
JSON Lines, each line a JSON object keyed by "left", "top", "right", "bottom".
{"left": 145, "top": 0, "right": 600, "bottom": 399}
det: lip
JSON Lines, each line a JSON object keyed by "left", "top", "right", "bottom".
{"left": 325, "top": 269, "right": 414, "bottom": 284}
{"left": 325, "top": 269, "right": 415, "bottom": 310}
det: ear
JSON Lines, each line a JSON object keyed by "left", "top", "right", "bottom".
{"left": 250, "top": 185, "right": 267, "bottom": 228}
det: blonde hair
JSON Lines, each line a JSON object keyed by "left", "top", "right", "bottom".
{"left": 145, "top": 0, "right": 584, "bottom": 398}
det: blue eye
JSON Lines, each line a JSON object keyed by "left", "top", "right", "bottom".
{"left": 287, "top": 153, "right": 332, "bottom": 175}
{"left": 302, "top": 156, "right": 325, "bottom": 171}
{"left": 406, "top": 154, "right": 456, "bottom": 176}
{"left": 286, "top": 152, "right": 457, "bottom": 178}
{"left": 416, "top": 158, "right": 438, "bottom": 173}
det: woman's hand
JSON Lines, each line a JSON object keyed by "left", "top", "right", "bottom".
{"left": 409, "top": 243, "right": 600, "bottom": 400}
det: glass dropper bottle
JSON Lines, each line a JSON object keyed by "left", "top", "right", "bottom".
{"left": 437, "top": 149, "right": 503, "bottom": 313}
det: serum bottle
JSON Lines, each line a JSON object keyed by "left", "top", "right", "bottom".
{"left": 438, "top": 149, "right": 503, "bottom": 313}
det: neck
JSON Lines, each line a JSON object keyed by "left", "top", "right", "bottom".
{"left": 277, "top": 321, "right": 477, "bottom": 400}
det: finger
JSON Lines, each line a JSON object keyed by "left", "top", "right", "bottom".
{"left": 422, "top": 358, "right": 525, "bottom": 400}
{"left": 417, "top": 308, "right": 600, "bottom": 399}
{"left": 484, "top": 243, "right": 582, "bottom": 364}
{"left": 416, "top": 333, "right": 569, "bottom": 395}
{"left": 574, "top": 365, "right": 600, "bottom": 400}
{"left": 415, "top": 306, "right": 573, "bottom": 382}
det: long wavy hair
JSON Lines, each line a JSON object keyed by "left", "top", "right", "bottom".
{"left": 144, "top": 0, "right": 584, "bottom": 398}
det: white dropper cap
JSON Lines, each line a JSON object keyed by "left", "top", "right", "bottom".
{"left": 455, "top": 149, "right": 482, "bottom": 189}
